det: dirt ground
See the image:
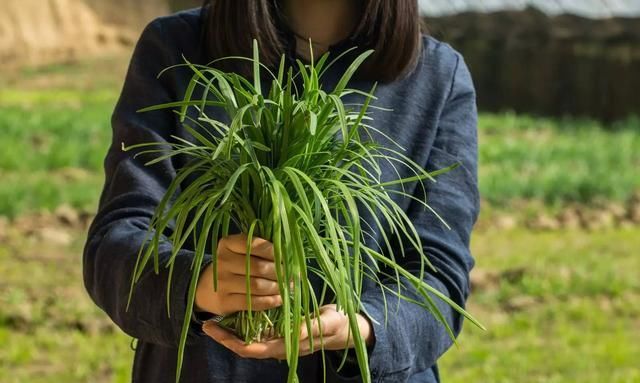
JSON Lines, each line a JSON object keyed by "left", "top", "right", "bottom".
{"left": 0, "top": 0, "right": 168, "bottom": 67}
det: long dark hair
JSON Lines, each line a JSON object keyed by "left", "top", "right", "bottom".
{"left": 199, "top": 0, "right": 424, "bottom": 82}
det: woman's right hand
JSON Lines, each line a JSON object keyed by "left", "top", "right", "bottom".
{"left": 195, "top": 234, "right": 282, "bottom": 316}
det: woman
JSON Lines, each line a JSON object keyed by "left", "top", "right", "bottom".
{"left": 83, "top": 1, "right": 480, "bottom": 382}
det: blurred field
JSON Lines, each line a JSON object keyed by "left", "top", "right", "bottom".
{"left": 441, "top": 229, "right": 640, "bottom": 383}
{"left": 479, "top": 114, "right": 640, "bottom": 206}
{"left": 2, "top": 58, "right": 639, "bottom": 217}
{"left": 0, "top": 56, "right": 124, "bottom": 217}
{"left": 2, "top": 216, "right": 638, "bottom": 382}
{"left": 1, "top": 56, "right": 639, "bottom": 382}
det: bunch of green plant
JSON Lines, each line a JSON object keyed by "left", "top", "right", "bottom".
{"left": 124, "top": 41, "right": 483, "bottom": 383}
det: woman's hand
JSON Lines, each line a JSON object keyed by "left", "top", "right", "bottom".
{"left": 195, "top": 234, "right": 282, "bottom": 316}
{"left": 202, "top": 304, "right": 374, "bottom": 359}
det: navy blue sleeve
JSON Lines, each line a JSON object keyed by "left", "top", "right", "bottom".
{"left": 82, "top": 18, "right": 210, "bottom": 347}
{"left": 360, "top": 54, "right": 480, "bottom": 382}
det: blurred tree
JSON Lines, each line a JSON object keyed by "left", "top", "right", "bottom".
{"left": 426, "top": 8, "right": 640, "bottom": 122}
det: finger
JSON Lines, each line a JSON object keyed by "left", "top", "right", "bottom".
{"left": 298, "top": 336, "right": 335, "bottom": 355}
{"left": 299, "top": 315, "right": 325, "bottom": 341}
{"left": 222, "top": 234, "right": 275, "bottom": 261}
{"left": 221, "top": 275, "right": 280, "bottom": 296}
{"left": 203, "top": 322, "right": 287, "bottom": 359}
{"left": 223, "top": 256, "right": 278, "bottom": 280}
{"left": 202, "top": 321, "right": 237, "bottom": 345}
{"left": 226, "top": 294, "right": 283, "bottom": 312}
{"left": 242, "top": 337, "right": 288, "bottom": 359}
{"left": 300, "top": 306, "right": 340, "bottom": 340}
{"left": 202, "top": 322, "right": 268, "bottom": 359}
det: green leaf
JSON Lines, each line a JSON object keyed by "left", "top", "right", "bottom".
{"left": 332, "top": 50, "right": 374, "bottom": 95}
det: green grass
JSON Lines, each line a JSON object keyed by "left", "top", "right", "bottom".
{"left": 0, "top": 232, "right": 133, "bottom": 383}
{"left": 1, "top": 56, "right": 638, "bottom": 217}
{"left": 0, "top": 90, "right": 114, "bottom": 217}
{"left": 0, "top": 104, "right": 110, "bottom": 172}
{"left": 0, "top": 54, "right": 125, "bottom": 217}
{"left": 2, "top": 224, "right": 638, "bottom": 382}
{"left": 2, "top": 56, "right": 640, "bottom": 217}
{"left": 0, "top": 171, "right": 104, "bottom": 217}
{"left": 0, "top": 328, "right": 131, "bottom": 383}
{"left": 1, "top": 85, "right": 638, "bottom": 217}
{"left": 439, "top": 228, "right": 640, "bottom": 383}
{"left": 479, "top": 113, "right": 640, "bottom": 207}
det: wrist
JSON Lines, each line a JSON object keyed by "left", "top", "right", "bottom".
{"left": 195, "top": 261, "right": 215, "bottom": 312}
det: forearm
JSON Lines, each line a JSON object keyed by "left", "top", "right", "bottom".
{"left": 83, "top": 204, "right": 210, "bottom": 346}
{"left": 360, "top": 265, "right": 467, "bottom": 378}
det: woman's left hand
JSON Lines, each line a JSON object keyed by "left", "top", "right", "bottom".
{"left": 202, "top": 304, "right": 374, "bottom": 360}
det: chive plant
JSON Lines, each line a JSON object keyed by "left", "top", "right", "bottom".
{"left": 124, "top": 41, "right": 483, "bottom": 383}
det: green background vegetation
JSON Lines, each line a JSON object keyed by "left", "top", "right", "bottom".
{"left": 2, "top": 58, "right": 639, "bottom": 217}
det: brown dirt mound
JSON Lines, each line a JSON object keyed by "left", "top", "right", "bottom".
{"left": 0, "top": 0, "right": 168, "bottom": 66}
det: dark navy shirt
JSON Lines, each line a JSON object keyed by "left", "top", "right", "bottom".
{"left": 83, "top": 7, "right": 480, "bottom": 383}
